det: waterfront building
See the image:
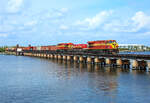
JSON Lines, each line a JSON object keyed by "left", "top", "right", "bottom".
{"left": 119, "top": 44, "right": 150, "bottom": 51}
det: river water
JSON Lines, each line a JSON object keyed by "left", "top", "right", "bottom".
{"left": 0, "top": 54, "right": 150, "bottom": 103}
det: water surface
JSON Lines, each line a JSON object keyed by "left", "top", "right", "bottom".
{"left": 119, "top": 51, "right": 150, "bottom": 55}
{"left": 0, "top": 54, "right": 150, "bottom": 103}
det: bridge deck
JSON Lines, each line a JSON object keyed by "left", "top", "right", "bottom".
{"left": 22, "top": 50, "right": 150, "bottom": 60}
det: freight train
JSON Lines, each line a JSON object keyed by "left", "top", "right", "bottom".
{"left": 8, "top": 40, "right": 119, "bottom": 54}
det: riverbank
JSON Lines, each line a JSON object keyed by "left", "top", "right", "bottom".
{"left": 0, "top": 52, "right": 5, "bottom": 54}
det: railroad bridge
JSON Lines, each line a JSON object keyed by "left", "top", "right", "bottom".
{"left": 6, "top": 50, "right": 150, "bottom": 71}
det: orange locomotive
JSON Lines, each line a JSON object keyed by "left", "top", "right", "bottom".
{"left": 57, "top": 43, "right": 74, "bottom": 50}
{"left": 73, "top": 44, "right": 87, "bottom": 49}
{"left": 87, "top": 40, "right": 118, "bottom": 54}
{"left": 88, "top": 40, "right": 118, "bottom": 49}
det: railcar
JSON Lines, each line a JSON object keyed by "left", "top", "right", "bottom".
{"left": 46, "top": 45, "right": 57, "bottom": 54}
{"left": 47, "top": 45, "right": 57, "bottom": 51}
{"left": 39, "top": 45, "right": 57, "bottom": 54}
{"left": 66, "top": 44, "right": 88, "bottom": 54}
{"left": 73, "top": 44, "right": 87, "bottom": 49}
{"left": 23, "top": 46, "right": 36, "bottom": 51}
{"left": 22, "top": 47, "right": 30, "bottom": 51}
{"left": 22, "top": 46, "right": 37, "bottom": 54}
{"left": 40, "top": 46, "right": 48, "bottom": 51}
{"left": 57, "top": 43, "right": 74, "bottom": 50}
{"left": 87, "top": 40, "right": 118, "bottom": 54}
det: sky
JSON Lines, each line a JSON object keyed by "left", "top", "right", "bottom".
{"left": 0, "top": 0, "right": 150, "bottom": 46}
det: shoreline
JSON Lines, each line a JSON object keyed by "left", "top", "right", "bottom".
{"left": 119, "top": 50, "right": 150, "bottom": 52}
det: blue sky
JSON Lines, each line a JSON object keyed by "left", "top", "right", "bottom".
{"left": 0, "top": 0, "right": 150, "bottom": 46}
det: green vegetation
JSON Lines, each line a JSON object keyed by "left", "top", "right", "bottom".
{"left": 0, "top": 46, "right": 7, "bottom": 52}
{"left": 118, "top": 48, "right": 130, "bottom": 52}
{"left": 148, "top": 47, "right": 150, "bottom": 51}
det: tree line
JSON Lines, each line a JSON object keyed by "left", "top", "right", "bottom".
{"left": 0, "top": 46, "right": 7, "bottom": 52}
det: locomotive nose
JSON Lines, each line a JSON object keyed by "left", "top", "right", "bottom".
{"left": 112, "top": 43, "right": 116, "bottom": 48}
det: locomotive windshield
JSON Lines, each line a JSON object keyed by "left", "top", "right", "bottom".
{"left": 109, "top": 41, "right": 116, "bottom": 43}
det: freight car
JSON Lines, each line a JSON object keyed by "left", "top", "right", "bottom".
{"left": 23, "top": 46, "right": 36, "bottom": 51}
{"left": 56, "top": 43, "right": 88, "bottom": 54}
{"left": 30, "top": 45, "right": 58, "bottom": 54}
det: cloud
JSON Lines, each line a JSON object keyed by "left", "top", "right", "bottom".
{"left": 131, "top": 11, "right": 150, "bottom": 32}
{"left": 0, "top": 33, "right": 8, "bottom": 37}
{"left": 0, "top": 24, "right": 14, "bottom": 32}
{"left": 138, "top": 31, "right": 150, "bottom": 37}
{"left": 0, "top": 5, "right": 69, "bottom": 37}
{"left": 60, "top": 8, "right": 68, "bottom": 13}
{"left": 24, "top": 21, "right": 37, "bottom": 26}
{"left": 74, "top": 10, "right": 150, "bottom": 35}
{"left": 103, "top": 11, "right": 150, "bottom": 33}
{"left": 75, "top": 10, "right": 113, "bottom": 29}
{"left": 60, "top": 25, "right": 68, "bottom": 30}
{"left": 7, "top": 0, "right": 24, "bottom": 13}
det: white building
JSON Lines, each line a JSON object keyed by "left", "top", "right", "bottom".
{"left": 119, "top": 44, "right": 149, "bottom": 51}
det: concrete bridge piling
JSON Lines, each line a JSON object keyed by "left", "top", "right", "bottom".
{"left": 5, "top": 51, "right": 150, "bottom": 71}
{"left": 67, "top": 56, "right": 73, "bottom": 61}
{"left": 58, "top": 55, "right": 62, "bottom": 59}
{"left": 79, "top": 56, "right": 85, "bottom": 62}
{"left": 63, "top": 55, "right": 67, "bottom": 60}
{"left": 117, "top": 59, "right": 130, "bottom": 69}
{"left": 54, "top": 55, "right": 58, "bottom": 59}
{"left": 132, "top": 60, "right": 147, "bottom": 70}
{"left": 148, "top": 62, "right": 150, "bottom": 71}
{"left": 73, "top": 56, "right": 79, "bottom": 62}
{"left": 87, "top": 57, "right": 93, "bottom": 63}
{"left": 106, "top": 58, "right": 117, "bottom": 67}
{"left": 50, "top": 54, "right": 54, "bottom": 59}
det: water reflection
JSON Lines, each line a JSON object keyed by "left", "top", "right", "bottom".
{"left": 48, "top": 59, "right": 135, "bottom": 76}
{"left": 132, "top": 70, "right": 150, "bottom": 75}
{"left": 49, "top": 59, "right": 119, "bottom": 93}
